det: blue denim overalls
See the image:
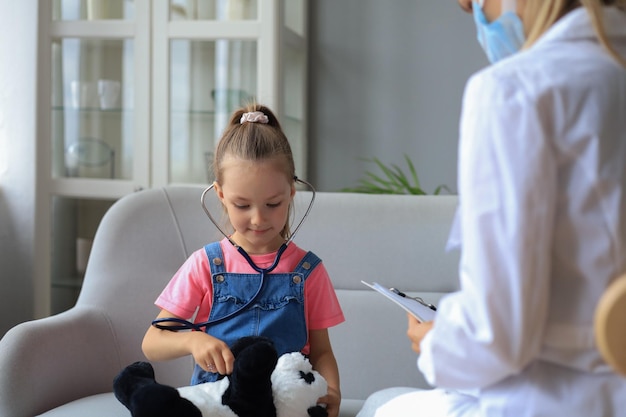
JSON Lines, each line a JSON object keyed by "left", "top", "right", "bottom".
{"left": 191, "top": 241, "right": 321, "bottom": 385}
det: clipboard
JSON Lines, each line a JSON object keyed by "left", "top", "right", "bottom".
{"left": 362, "top": 281, "right": 436, "bottom": 323}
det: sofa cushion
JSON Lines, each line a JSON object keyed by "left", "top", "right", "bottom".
{"left": 37, "top": 393, "right": 129, "bottom": 417}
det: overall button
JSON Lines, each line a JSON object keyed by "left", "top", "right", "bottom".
{"left": 302, "top": 262, "right": 311, "bottom": 270}
{"left": 293, "top": 275, "right": 302, "bottom": 284}
{"left": 215, "top": 275, "right": 225, "bottom": 283}
{"left": 213, "top": 257, "right": 223, "bottom": 266}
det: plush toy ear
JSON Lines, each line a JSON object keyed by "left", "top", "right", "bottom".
{"left": 113, "top": 361, "right": 155, "bottom": 408}
{"left": 307, "top": 405, "right": 329, "bottom": 417}
{"left": 114, "top": 361, "right": 202, "bottom": 417}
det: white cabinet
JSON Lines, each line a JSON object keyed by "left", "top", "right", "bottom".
{"left": 35, "top": 0, "right": 308, "bottom": 316}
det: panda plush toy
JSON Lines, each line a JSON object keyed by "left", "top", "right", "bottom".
{"left": 113, "top": 336, "right": 328, "bottom": 417}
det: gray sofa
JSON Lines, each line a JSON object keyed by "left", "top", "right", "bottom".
{"left": 0, "top": 186, "right": 460, "bottom": 417}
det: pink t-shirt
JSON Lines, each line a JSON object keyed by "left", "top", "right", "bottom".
{"left": 156, "top": 238, "right": 345, "bottom": 353}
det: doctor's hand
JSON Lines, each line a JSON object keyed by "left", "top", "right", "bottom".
{"left": 406, "top": 314, "right": 434, "bottom": 354}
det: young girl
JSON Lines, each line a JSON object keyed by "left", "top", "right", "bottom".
{"left": 142, "top": 104, "right": 345, "bottom": 417}
{"left": 359, "top": 0, "right": 626, "bottom": 416}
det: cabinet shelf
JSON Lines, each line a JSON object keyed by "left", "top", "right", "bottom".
{"left": 49, "top": 178, "right": 139, "bottom": 199}
{"left": 168, "top": 20, "right": 262, "bottom": 39}
{"left": 52, "top": 106, "right": 131, "bottom": 113}
{"left": 50, "top": 21, "right": 135, "bottom": 38}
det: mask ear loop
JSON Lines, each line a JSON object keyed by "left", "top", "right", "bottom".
{"left": 200, "top": 176, "right": 316, "bottom": 248}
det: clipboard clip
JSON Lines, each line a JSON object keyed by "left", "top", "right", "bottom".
{"left": 390, "top": 288, "right": 437, "bottom": 311}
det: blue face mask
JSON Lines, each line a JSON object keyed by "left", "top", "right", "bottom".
{"left": 472, "top": 2, "right": 526, "bottom": 63}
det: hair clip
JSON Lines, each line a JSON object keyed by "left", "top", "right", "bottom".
{"left": 240, "top": 111, "right": 269, "bottom": 124}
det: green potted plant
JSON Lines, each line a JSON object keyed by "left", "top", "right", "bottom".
{"left": 341, "top": 154, "right": 450, "bottom": 195}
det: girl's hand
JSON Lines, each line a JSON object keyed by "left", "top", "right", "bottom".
{"left": 307, "top": 329, "right": 341, "bottom": 417}
{"left": 318, "top": 386, "right": 341, "bottom": 417}
{"left": 406, "top": 314, "right": 434, "bottom": 354}
{"left": 189, "top": 332, "right": 235, "bottom": 375}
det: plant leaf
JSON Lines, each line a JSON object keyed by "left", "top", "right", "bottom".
{"left": 404, "top": 154, "right": 421, "bottom": 189}
{"left": 342, "top": 155, "right": 449, "bottom": 195}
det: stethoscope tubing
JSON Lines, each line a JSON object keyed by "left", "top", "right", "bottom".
{"left": 152, "top": 178, "right": 316, "bottom": 332}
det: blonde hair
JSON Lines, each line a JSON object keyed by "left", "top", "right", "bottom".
{"left": 523, "top": 0, "right": 626, "bottom": 67}
{"left": 213, "top": 103, "right": 296, "bottom": 239}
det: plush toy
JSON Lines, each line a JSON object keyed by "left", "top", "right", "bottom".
{"left": 114, "top": 336, "right": 328, "bottom": 417}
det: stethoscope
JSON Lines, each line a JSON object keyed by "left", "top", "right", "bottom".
{"left": 152, "top": 177, "right": 316, "bottom": 332}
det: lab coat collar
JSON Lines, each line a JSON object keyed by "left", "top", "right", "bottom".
{"left": 533, "top": 6, "right": 626, "bottom": 48}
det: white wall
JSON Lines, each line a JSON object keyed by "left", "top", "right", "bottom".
{"left": 0, "top": 0, "right": 38, "bottom": 335}
{"left": 308, "top": 0, "right": 487, "bottom": 193}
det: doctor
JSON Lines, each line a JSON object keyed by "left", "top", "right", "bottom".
{"left": 358, "top": 0, "right": 626, "bottom": 416}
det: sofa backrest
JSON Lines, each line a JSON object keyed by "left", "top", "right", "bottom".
{"left": 292, "top": 191, "right": 460, "bottom": 398}
{"left": 78, "top": 186, "right": 460, "bottom": 397}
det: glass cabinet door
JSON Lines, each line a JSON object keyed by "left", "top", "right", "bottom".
{"left": 41, "top": 0, "right": 150, "bottom": 315}
{"left": 169, "top": 39, "right": 257, "bottom": 184}
{"left": 51, "top": 1, "right": 137, "bottom": 182}
{"left": 164, "top": 1, "right": 260, "bottom": 184}
{"left": 51, "top": 38, "right": 134, "bottom": 180}
{"left": 153, "top": 0, "right": 307, "bottom": 186}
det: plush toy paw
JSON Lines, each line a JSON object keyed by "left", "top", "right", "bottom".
{"left": 222, "top": 336, "right": 278, "bottom": 417}
{"left": 113, "top": 361, "right": 202, "bottom": 417}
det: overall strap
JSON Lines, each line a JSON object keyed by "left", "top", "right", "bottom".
{"left": 294, "top": 251, "right": 322, "bottom": 279}
{"left": 204, "top": 241, "right": 226, "bottom": 274}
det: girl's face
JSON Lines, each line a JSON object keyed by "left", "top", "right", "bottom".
{"left": 215, "top": 156, "right": 295, "bottom": 254}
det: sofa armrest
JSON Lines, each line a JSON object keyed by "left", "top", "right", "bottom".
{"left": 0, "top": 306, "right": 123, "bottom": 417}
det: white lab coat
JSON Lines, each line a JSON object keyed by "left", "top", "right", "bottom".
{"left": 415, "top": 6, "right": 626, "bottom": 417}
